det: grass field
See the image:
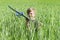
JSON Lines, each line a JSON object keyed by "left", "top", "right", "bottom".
{"left": 0, "top": 0, "right": 60, "bottom": 40}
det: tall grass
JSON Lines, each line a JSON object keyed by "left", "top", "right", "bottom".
{"left": 0, "top": 0, "right": 60, "bottom": 40}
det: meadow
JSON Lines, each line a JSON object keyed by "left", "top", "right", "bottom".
{"left": 0, "top": 0, "right": 60, "bottom": 40}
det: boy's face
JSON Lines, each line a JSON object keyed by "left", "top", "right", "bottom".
{"left": 29, "top": 10, "right": 35, "bottom": 20}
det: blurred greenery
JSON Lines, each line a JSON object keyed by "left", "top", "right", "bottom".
{"left": 0, "top": 0, "right": 60, "bottom": 40}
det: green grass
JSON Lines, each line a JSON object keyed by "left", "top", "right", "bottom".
{"left": 0, "top": 0, "right": 60, "bottom": 40}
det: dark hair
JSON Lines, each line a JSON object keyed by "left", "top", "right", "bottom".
{"left": 27, "top": 8, "right": 35, "bottom": 15}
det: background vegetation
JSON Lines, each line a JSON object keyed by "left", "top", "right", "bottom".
{"left": 0, "top": 0, "right": 60, "bottom": 40}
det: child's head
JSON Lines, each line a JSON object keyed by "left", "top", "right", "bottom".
{"left": 27, "top": 8, "right": 35, "bottom": 20}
